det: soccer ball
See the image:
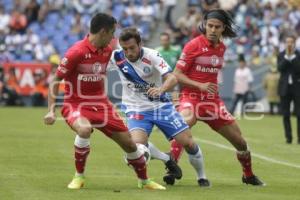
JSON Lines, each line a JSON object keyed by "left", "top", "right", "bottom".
{"left": 124, "top": 143, "right": 151, "bottom": 166}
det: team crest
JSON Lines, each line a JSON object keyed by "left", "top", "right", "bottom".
{"left": 211, "top": 55, "right": 220, "bottom": 67}
{"left": 143, "top": 66, "right": 151, "bottom": 74}
{"left": 92, "top": 62, "right": 102, "bottom": 73}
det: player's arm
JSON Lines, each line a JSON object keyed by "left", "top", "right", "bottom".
{"left": 173, "top": 67, "right": 217, "bottom": 94}
{"left": 147, "top": 72, "right": 177, "bottom": 97}
{"left": 44, "top": 49, "right": 80, "bottom": 125}
{"left": 44, "top": 75, "right": 62, "bottom": 125}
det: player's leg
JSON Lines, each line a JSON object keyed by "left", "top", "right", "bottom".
{"left": 216, "top": 122, "right": 265, "bottom": 186}
{"left": 126, "top": 112, "right": 181, "bottom": 184}
{"left": 101, "top": 109, "right": 165, "bottom": 190}
{"left": 67, "top": 116, "right": 93, "bottom": 189}
{"left": 173, "top": 129, "right": 210, "bottom": 187}
{"left": 110, "top": 131, "right": 166, "bottom": 190}
{"left": 170, "top": 107, "right": 197, "bottom": 162}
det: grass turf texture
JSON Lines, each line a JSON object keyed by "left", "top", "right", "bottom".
{"left": 0, "top": 107, "right": 300, "bottom": 200}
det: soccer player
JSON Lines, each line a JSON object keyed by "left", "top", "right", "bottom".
{"left": 166, "top": 9, "right": 265, "bottom": 186}
{"left": 108, "top": 27, "right": 210, "bottom": 187}
{"left": 43, "top": 13, "right": 165, "bottom": 190}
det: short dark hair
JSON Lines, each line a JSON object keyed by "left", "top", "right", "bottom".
{"left": 285, "top": 34, "right": 296, "bottom": 41}
{"left": 119, "top": 27, "right": 142, "bottom": 44}
{"left": 199, "top": 9, "right": 238, "bottom": 38}
{"left": 90, "top": 13, "right": 117, "bottom": 34}
{"left": 160, "top": 32, "right": 170, "bottom": 39}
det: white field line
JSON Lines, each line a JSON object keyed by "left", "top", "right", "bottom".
{"left": 195, "top": 138, "right": 300, "bottom": 169}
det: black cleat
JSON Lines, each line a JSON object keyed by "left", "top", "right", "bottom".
{"left": 242, "top": 175, "right": 266, "bottom": 186}
{"left": 197, "top": 178, "right": 211, "bottom": 187}
{"left": 163, "top": 156, "right": 182, "bottom": 185}
{"left": 164, "top": 158, "right": 182, "bottom": 179}
{"left": 163, "top": 174, "right": 175, "bottom": 185}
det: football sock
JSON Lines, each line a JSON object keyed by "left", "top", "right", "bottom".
{"left": 187, "top": 145, "right": 207, "bottom": 180}
{"left": 126, "top": 148, "right": 148, "bottom": 180}
{"left": 148, "top": 142, "right": 170, "bottom": 163}
{"left": 236, "top": 150, "right": 254, "bottom": 177}
{"left": 74, "top": 135, "right": 90, "bottom": 174}
{"left": 170, "top": 139, "right": 184, "bottom": 163}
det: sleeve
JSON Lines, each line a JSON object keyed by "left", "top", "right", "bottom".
{"left": 56, "top": 49, "right": 81, "bottom": 79}
{"left": 106, "top": 52, "right": 118, "bottom": 71}
{"left": 152, "top": 50, "right": 172, "bottom": 76}
{"left": 175, "top": 41, "right": 196, "bottom": 72}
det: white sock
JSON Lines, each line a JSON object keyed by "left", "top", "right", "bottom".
{"left": 126, "top": 146, "right": 143, "bottom": 160}
{"left": 148, "top": 141, "right": 170, "bottom": 163}
{"left": 188, "top": 146, "right": 207, "bottom": 180}
{"left": 74, "top": 135, "right": 90, "bottom": 148}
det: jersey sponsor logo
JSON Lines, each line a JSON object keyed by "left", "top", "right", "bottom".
{"left": 196, "top": 65, "right": 219, "bottom": 73}
{"left": 57, "top": 65, "right": 68, "bottom": 74}
{"left": 127, "top": 82, "right": 155, "bottom": 92}
{"left": 92, "top": 62, "right": 102, "bottom": 73}
{"left": 78, "top": 74, "right": 102, "bottom": 82}
{"left": 211, "top": 55, "right": 220, "bottom": 66}
{"left": 142, "top": 57, "right": 151, "bottom": 65}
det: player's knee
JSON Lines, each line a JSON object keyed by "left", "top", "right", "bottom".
{"left": 76, "top": 126, "right": 92, "bottom": 138}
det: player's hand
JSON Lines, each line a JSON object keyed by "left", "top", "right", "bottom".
{"left": 44, "top": 111, "right": 56, "bottom": 125}
{"left": 147, "top": 87, "right": 163, "bottom": 98}
{"left": 198, "top": 82, "right": 218, "bottom": 94}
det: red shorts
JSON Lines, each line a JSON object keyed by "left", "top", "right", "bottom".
{"left": 178, "top": 95, "right": 235, "bottom": 131}
{"left": 61, "top": 101, "right": 128, "bottom": 137}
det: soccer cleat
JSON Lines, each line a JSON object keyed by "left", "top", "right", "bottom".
{"left": 197, "top": 178, "right": 211, "bottom": 187}
{"left": 242, "top": 175, "right": 266, "bottom": 186}
{"left": 67, "top": 175, "right": 85, "bottom": 189}
{"left": 163, "top": 174, "right": 175, "bottom": 185}
{"left": 163, "top": 155, "right": 182, "bottom": 185}
{"left": 165, "top": 158, "right": 182, "bottom": 179}
{"left": 138, "top": 179, "right": 166, "bottom": 190}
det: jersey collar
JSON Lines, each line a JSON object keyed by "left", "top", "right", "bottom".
{"left": 84, "top": 35, "right": 97, "bottom": 53}
{"left": 200, "top": 34, "right": 223, "bottom": 48}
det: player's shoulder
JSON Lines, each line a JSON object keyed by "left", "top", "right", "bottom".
{"left": 65, "top": 40, "right": 86, "bottom": 58}
{"left": 143, "top": 47, "right": 162, "bottom": 60}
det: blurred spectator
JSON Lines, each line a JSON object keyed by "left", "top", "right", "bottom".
{"left": 9, "top": 9, "right": 27, "bottom": 33}
{"left": 263, "top": 67, "right": 280, "bottom": 115}
{"left": 4, "top": 67, "right": 22, "bottom": 106}
{"left": 156, "top": 32, "right": 181, "bottom": 105}
{"left": 0, "top": 5, "right": 10, "bottom": 34}
{"left": 73, "top": 0, "right": 110, "bottom": 14}
{"left": 156, "top": 32, "right": 181, "bottom": 69}
{"left": 71, "top": 12, "right": 85, "bottom": 36}
{"left": 0, "top": 65, "right": 4, "bottom": 104}
{"left": 34, "top": 38, "right": 56, "bottom": 61}
{"left": 163, "top": 0, "right": 177, "bottom": 30}
{"left": 38, "top": 0, "right": 50, "bottom": 22}
{"left": 277, "top": 35, "right": 300, "bottom": 144}
{"left": 31, "top": 69, "right": 48, "bottom": 106}
{"left": 25, "top": 0, "right": 40, "bottom": 24}
{"left": 230, "top": 55, "right": 253, "bottom": 115}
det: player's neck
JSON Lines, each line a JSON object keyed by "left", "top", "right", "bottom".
{"left": 89, "top": 34, "right": 106, "bottom": 49}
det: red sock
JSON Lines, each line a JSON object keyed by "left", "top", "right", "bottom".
{"left": 127, "top": 155, "right": 148, "bottom": 180}
{"left": 170, "top": 139, "right": 184, "bottom": 163}
{"left": 74, "top": 146, "right": 90, "bottom": 174}
{"left": 236, "top": 151, "right": 254, "bottom": 177}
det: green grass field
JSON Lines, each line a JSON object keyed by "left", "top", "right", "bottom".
{"left": 1, "top": 107, "right": 300, "bottom": 200}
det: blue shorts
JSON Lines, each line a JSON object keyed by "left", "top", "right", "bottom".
{"left": 126, "top": 104, "right": 189, "bottom": 140}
